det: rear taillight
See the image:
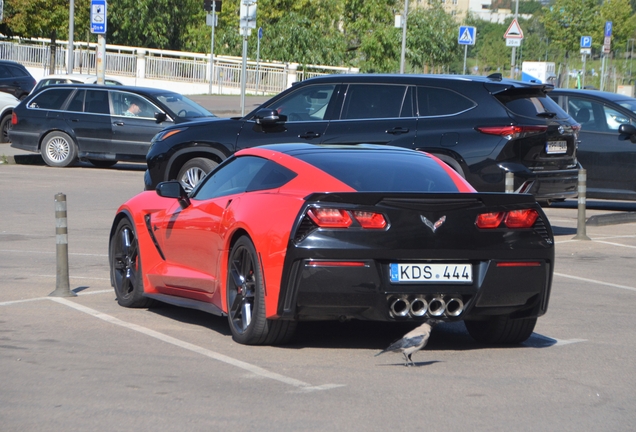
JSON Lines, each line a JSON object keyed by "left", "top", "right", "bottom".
{"left": 306, "top": 207, "right": 387, "bottom": 229}
{"left": 475, "top": 212, "right": 505, "bottom": 229}
{"left": 476, "top": 209, "right": 539, "bottom": 229}
{"left": 503, "top": 209, "right": 539, "bottom": 228}
{"left": 352, "top": 211, "right": 387, "bottom": 229}
{"left": 307, "top": 208, "right": 352, "bottom": 228}
{"left": 476, "top": 125, "right": 547, "bottom": 140}
{"left": 11, "top": 112, "right": 18, "bottom": 125}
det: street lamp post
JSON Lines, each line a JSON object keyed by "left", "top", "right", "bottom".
{"left": 68, "top": 0, "right": 74, "bottom": 74}
{"left": 400, "top": 0, "right": 409, "bottom": 74}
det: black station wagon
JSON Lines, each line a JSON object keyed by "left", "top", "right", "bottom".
{"left": 144, "top": 74, "right": 581, "bottom": 201}
{"left": 9, "top": 84, "right": 215, "bottom": 168}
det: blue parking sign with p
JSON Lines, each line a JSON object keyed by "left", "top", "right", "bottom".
{"left": 581, "top": 36, "right": 592, "bottom": 48}
{"left": 458, "top": 26, "right": 476, "bottom": 46}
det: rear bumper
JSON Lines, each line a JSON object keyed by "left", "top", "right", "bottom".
{"left": 277, "top": 258, "right": 552, "bottom": 322}
{"left": 499, "top": 162, "right": 580, "bottom": 201}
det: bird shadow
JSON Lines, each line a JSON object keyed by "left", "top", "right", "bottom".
{"left": 376, "top": 360, "right": 443, "bottom": 368}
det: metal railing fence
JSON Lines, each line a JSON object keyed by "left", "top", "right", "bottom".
{"left": 0, "top": 36, "right": 358, "bottom": 93}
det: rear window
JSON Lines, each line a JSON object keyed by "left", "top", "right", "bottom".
{"left": 28, "top": 88, "right": 74, "bottom": 110}
{"left": 341, "top": 84, "right": 409, "bottom": 119}
{"left": 496, "top": 89, "right": 569, "bottom": 119}
{"left": 417, "top": 86, "right": 476, "bottom": 116}
{"left": 294, "top": 150, "right": 460, "bottom": 192}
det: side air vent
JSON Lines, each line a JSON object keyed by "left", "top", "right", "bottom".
{"left": 293, "top": 215, "right": 318, "bottom": 243}
{"left": 533, "top": 216, "right": 552, "bottom": 244}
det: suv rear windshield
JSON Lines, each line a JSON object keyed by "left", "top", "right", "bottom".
{"left": 495, "top": 88, "right": 569, "bottom": 120}
{"left": 294, "top": 150, "right": 460, "bottom": 192}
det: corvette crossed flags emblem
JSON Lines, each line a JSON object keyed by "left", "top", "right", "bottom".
{"left": 420, "top": 215, "right": 446, "bottom": 233}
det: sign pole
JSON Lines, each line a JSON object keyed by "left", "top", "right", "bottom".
{"left": 90, "top": 0, "right": 107, "bottom": 84}
{"left": 399, "top": 0, "right": 408, "bottom": 74}
{"left": 96, "top": 34, "right": 106, "bottom": 84}
{"left": 458, "top": 26, "right": 476, "bottom": 74}
{"left": 582, "top": 54, "right": 587, "bottom": 88}
{"left": 239, "top": 0, "right": 256, "bottom": 116}
{"left": 256, "top": 27, "right": 262, "bottom": 95}
{"left": 208, "top": 1, "right": 216, "bottom": 95}
{"left": 510, "top": 0, "right": 519, "bottom": 79}
{"left": 463, "top": 45, "right": 468, "bottom": 74}
{"left": 68, "top": 0, "right": 74, "bottom": 74}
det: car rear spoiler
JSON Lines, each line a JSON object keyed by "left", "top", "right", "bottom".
{"left": 303, "top": 192, "right": 539, "bottom": 209}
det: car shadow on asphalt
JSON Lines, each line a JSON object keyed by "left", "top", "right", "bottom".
{"left": 551, "top": 226, "right": 577, "bottom": 236}
{"left": 146, "top": 302, "right": 232, "bottom": 337}
{"left": 142, "top": 302, "right": 557, "bottom": 352}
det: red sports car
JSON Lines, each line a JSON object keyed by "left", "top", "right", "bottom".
{"left": 109, "top": 144, "right": 554, "bottom": 345}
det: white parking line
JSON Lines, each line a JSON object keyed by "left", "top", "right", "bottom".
{"left": 595, "top": 240, "right": 636, "bottom": 249}
{"left": 0, "top": 289, "right": 113, "bottom": 306}
{"left": 0, "top": 248, "right": 108, "bottom": 257}
{"left": 555, "top": 272, "right": 636, "bottom": 292}
{"left": 48, "top": 297, "right": 345, "bottom": 393}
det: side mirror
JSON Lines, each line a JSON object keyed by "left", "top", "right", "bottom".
{"left": 155, "top": 111, "right": 168, "bottom": 123}
{"left": 254, "top": 108, "right": 287, "bottom": 125}
{"left": 618, "top": 123, "right": 636, "bottom": 143}
{"left": 156, "top": 181, "right": 190, "bottom": 209}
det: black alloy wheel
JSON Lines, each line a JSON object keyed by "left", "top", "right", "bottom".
{"left": 110, "top": 218, "right": 152, "bottom": 308}
{"left": 226, "top": 236, "right": 296, "bottom": 345}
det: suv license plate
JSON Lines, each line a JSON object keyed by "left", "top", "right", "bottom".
{"left": 390, "top": 263, "right": 472, "bottom": 283}
{"left": 546, "top": 141, "right": 567, "bottom": 154}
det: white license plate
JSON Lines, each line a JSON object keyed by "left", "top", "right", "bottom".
{"left": 390, "top": 263, "right": 472, "bottom": 283}
{"left": 546, "top": 141, "right": 567, "bottom": 154}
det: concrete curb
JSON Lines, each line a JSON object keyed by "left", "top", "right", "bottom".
{"left": 1, "top": 152, "right": 44, "bottom": 165}
{"left": 587, "top": 212, "right": 636, "bottom": 226}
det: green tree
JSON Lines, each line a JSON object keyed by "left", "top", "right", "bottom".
{"left": 540, "top": 0, "right": 601, "bottom": 58}
{"left": 342, "top": 0, "right": 401, "bottom": 72}
{"left": 108, "top": 0, "right": 204, "bottom": 50}
{"left": 406, "top": 4, "right": 461, "bottom": 73}
{"left": 476, "top": 30, "right": 510, "bottom": 73}
{"left": 1, "top": 0, "right": 91, "bottom": 40}
{"left": 600, "top": 0, "right": 636, "bottom": 57}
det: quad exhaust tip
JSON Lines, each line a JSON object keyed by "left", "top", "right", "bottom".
{"left": 388, "top": 295, "right": 464, "bottom": 318}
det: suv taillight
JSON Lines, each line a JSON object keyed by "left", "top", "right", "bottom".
{"left": 476, "top": 125, "right": 547, "bottom": 140}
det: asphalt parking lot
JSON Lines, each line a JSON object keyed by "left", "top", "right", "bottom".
{"left": 1, "top": 152, "right": 636, "bottom": 431}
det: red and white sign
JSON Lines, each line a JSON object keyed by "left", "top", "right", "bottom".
{"left": 504, "top": 19, "right": 524, "bottom": 39}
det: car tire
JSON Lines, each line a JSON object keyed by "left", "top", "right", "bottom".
{"left": 40, "top": 131, "right": 78, "bottom": 167}
{"left": 109, "top": 218, "right": 153, "bottom": 308}
{"left": 0, "top": 114, "right": 12, "bottom": 143}
{"left": 177, "top": 158, "right": 218, "bottom": 193}
{"left": 464, "top": 316, "right": 537, "bottom": 344}
{"left": 226, "top": 236, "right": 296, "bottom": 345}
{"left": 89, "top": 159, "right": 118, "bottom": 168}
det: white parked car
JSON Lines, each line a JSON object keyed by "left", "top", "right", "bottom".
{"left": 0, "top": 92, "right": 20, "bottom": 143}
{"left": 31, "top": 74, "right": 123, "bottom": 94}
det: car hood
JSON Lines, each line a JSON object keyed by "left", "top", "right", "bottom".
{"left": 170, "top": 116, "right": 238, "bottom": 128}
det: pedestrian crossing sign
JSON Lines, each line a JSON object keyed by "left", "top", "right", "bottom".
{"left": 458, "top": 26, "right": 476, "bottom": 46}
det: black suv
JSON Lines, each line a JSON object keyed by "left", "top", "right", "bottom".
{"left": 145, "top": 74, "right": 581, "bottom": 200}
{"left": 0, "top": 60, "right": 36, "bottom": 100}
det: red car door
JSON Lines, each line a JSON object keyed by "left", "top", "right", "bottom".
{"left": 151, "top": 196, "right": 232, "bottom": 302}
